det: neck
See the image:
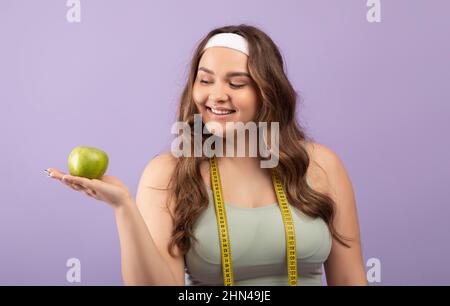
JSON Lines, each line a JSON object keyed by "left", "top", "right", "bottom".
{"left": 217, "top": 132, "right": 262, "bottom": 170}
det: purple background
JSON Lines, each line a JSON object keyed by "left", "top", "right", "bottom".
{"left": 1, "top": 0, "right": 449, "bottom": 285}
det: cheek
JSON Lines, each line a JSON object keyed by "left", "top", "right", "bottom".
{"left": 192, "top": 85, "right": 207, "bottom": 106}
{"left": 235, "top": 91, "right": 258, "bottom": 115}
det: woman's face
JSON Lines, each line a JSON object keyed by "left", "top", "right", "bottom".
{"left": 193, "top": 47, "right": 259, "bottom": 137}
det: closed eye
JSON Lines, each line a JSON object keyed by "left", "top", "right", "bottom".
{"left": 230, "top": 83, "right": 246, "bottom": 88}
{"left": 199, "top": 80, "right": 246, "bottom": 89}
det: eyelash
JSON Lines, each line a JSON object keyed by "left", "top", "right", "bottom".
{"left": 200, "top": 80, "right": 245, "bottom": 89}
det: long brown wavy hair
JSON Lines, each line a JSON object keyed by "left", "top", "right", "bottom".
{"left": 165, "top": 24, "right": 351, "bottom": 258}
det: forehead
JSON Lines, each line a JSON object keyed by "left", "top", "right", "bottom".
{"left": 198, "top": 47, "right": 249, "bottom": 73}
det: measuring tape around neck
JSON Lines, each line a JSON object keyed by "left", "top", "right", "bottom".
{"left": 209, "top": 156, "right": 298, "bottom": 286}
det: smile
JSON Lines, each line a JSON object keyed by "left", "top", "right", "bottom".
{"left": 206, "top": 107, "right": 236, "bottom": 115}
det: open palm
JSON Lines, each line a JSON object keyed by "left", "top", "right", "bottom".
{"left": 46, "top": 168, "right": 133, "bottom": 207}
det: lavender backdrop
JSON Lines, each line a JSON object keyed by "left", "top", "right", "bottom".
{"left": 1, "top": 0, "right": 449, "bottom": 285}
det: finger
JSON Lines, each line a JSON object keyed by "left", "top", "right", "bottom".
{"left": 45, "top": 168, "right": 66, "bottom": 181}
{"left": 70, "top": 183, "right": 84, "bottom": 191}
{"left": 73, "top": 183, "right": 84, "bottom": 191}
{"left": 60, "top": 178, "right": 83, "bottom": 190}
{"left": 60, "top": 178, "right": 95, "bottom": 198}
{"left": 83, "top": 189, "right": 98, "bottom": 199}
{"left": 62, "top": 174, "right": 96, "bottom": 190}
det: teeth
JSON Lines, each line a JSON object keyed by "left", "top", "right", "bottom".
{"left": 210, "top": 107, "right": 234, "bottom": 115}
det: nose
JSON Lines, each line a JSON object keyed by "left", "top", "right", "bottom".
{"left": 208, "top": 83, "right": 229, "bottom": 103}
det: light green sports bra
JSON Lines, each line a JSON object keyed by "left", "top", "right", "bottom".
{"left": 184, "top": 177, "right": 332, "bottom": 286}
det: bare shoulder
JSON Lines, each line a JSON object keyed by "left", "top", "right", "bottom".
{"left": 305, "top": 142, "right": 342, "bottom": 170}
{"left": 141, "top": 151, "right": 178, "bottom": 189}
{"left": 301, "top": 141, "right": 344, "bottom": 194}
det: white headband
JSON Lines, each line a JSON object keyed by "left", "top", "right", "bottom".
{"left": 202, "top": 33, "right": 249, "bottom": 56}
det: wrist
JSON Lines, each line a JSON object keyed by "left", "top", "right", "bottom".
{"left": 114, "top": 197, "right": 136, "bottom": 213}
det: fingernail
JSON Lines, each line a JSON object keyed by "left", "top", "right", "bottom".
{"left": 44, "top": 169, "right": 52, "bottom": 177}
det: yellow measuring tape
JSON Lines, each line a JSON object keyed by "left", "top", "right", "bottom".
{"left": 209, "top": 156, "right": 298, "bottom": 286}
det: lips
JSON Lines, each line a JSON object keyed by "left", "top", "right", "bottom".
{"left": 206, "top": 106, "right": 236, "bottom": 115}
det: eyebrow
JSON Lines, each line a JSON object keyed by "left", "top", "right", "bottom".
{"left": 198, "top": 67, "right": 251, "bottom": 78}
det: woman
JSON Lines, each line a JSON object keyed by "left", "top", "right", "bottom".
{"left": 46, "top": 24, "right": 367, "bottom": 286}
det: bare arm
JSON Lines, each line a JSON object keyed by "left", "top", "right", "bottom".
{"left": 49, "top": 152, "right": 184, "bottom": 285}
{"left": 115, "top": 152, "right": 185, "bottom": 285}
{"left": 114, "top": 199, "right": 180, "bottom": 285}
{"left": 309, "top": 143, "right": 368, "bottom": 286}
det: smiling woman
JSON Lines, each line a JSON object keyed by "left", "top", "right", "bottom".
{"left": 47, "top": 23, "right": 366, "bottom": 287}
{"left": 192, "top": 47, "right": 259, "bottom": 131}
{"left": 150, "top": 24, "right": 368, "bottom": 286}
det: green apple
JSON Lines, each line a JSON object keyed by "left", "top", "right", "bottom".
{"left": 68, "top": 146, "right": 109, "bottom": 179}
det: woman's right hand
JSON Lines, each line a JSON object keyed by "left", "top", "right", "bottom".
{"left": 45, "top": 168, "right": 133, "bottom": 209}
